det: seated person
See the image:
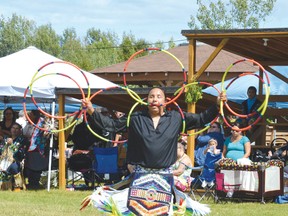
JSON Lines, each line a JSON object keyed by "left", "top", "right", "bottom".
{"left": 204, "top": 138, "right": 221, "bottom": 155}
{"left": 201, "top": 139, "right": 222, "bottom": 186}
{"left": 222, "top": 123, "right": 251, "bottom": 162}
{"left": 69, "top": 119, "right": 106, "bottom": 186}
{"left": 172, "top": 140, "right": 193, "bottom": 192}
{"left": 0, "top": 123, "right": 29, "bottom": 188}
{"left": 195, "top": 122, "right": 225, "bottom": 166}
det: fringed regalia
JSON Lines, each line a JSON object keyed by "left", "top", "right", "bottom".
{"left": 81, "top": 166, "right": 210, "bottom": 215}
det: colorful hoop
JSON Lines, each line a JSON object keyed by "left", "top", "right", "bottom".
{"left": 23, "top": 72, "right": 85, "bottom": 133}
{"left": 176, "top": 81, "right": 221, "bottom": 136}
{"left": 224, "top": 72, "right": 268, "bottom": 118}
{"left": 123, "top": 47, "right": 187, "bottom": 106}
{"left": 83, "top": 86, "right": 142, "bottom": 144}
{"left": 26, "top": 72, "right": 86, "bottom": 119}
{"left": 28, "top": 61, "right": 90, "bottom": 119}
{"left": 220, "top": 59, "right": 270, "bottom": 131}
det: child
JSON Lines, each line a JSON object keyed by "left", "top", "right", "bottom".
{"left": 204, "top": 138, "right": 221, "bottom": 155}
{"left": 201, "top": 138, "right": 222, "bottom": 187}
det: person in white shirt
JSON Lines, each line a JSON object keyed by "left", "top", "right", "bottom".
{"left": 16, "top": 110, "right": 27, "bottom": 129}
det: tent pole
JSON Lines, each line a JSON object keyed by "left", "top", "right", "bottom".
{"left": 47, "top": 100, "right": 55, "bottom": 191}
{"left": 58, "top": 94, "right": 66, "bottom": 189}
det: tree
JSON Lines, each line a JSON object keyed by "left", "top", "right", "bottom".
{"left": 85, "top": 28, "right": 120, "bottom": 70}
{"left": 59, "top": 28, "right": 92, "bottom": 70}
{"left": 34, "top": 24, "right": 61, "bottom": 57}
{"left": 188, "top": 0, "right": 277, "bottom": 29}
{"left": 0, "top": 14, "right": 35, "bottom": 57}
{"left": 119, "top": 32, "right": 151, "bottom": 62}
{"left": 168, "top": 37, "right": 176, "bottom": 49}
{"left": 119, "top": 32, "right": 138, "bottom": 61}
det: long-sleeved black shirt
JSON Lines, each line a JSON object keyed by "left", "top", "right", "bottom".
{"left": 88, "top": 105, "right": 219, "bottom": 169}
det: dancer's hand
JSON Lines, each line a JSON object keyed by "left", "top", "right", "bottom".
{"left": 217, "top": 91, "right": 227, "bottom": 106}
{"left": 82, "top": 98, "right": 94, "bottom": 115}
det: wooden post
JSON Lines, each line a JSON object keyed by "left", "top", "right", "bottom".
{"left": 187, "top": 39, "right": 196, "bottom": 166}
{"left": 58, "top": 94, "right": 66, "bottom": 189}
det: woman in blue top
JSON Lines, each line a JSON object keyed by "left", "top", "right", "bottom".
{"left": 222, "top": 123, "right": 251, "bottom": 161}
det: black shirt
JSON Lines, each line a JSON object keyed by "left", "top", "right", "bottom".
{"left": 88, "top": 105, "right": 218, "bottom": 169}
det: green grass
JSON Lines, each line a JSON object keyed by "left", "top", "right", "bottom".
{"left": 0, "top": 189, "right": 98, "bottom": 216}
{"left": 0, "top": 189, "right": 287, "bottom": 216}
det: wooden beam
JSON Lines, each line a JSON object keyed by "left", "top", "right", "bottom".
{"left": 194, "top": 38, "right": 229, "bottom": 80}
{"left": 182, "top": 29, "right": 288, "bottom": 39}
{"left": 264, "top": 66, "right": 288, "bottom": 83}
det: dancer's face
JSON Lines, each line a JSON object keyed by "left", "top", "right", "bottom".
{"left": 147, "top": 88, "right": 166, "bottom": 114}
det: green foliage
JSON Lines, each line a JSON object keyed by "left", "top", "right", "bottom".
{"left": 0, "top": 13, "right": 178, "bottom": 71}
{"left": 33, "top": 24, "right": 61, "bottom": 56}
{"left": 59, "top": 28, "right": 90, "bottom": 70}
{"left": 185, "top": 84, "right": 203, "bottom": 103}
{"left": 188, "top": 0, "right": 277, "bottom": 29}
{"left": 84, "top": 28, "right": 121, "bottom": 70}
{"left": 0, "top": 13, "right": 35, "bottom": 56}
{"left": 168, "top": 37, "right": 176, "bottom": 49}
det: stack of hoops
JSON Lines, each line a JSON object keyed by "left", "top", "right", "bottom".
{"left": 23, "top": 48, "right": 270, "bottom": 143}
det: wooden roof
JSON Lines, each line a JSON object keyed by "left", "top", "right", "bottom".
{"left": 181, "top": 28, "right": 288, "bottom": 66}
{"left": 92, "top": 44, "right": 258, "bottom": 86}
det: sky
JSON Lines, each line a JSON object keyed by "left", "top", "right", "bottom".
{"left": 1, "top": 0, "right": 288, "bottom": 46}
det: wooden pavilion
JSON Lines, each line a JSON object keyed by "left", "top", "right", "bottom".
{"left": 180, "top": 28, "right": 288, "bottom": 159}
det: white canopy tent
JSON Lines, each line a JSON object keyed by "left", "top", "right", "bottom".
{"left": 0, "top": 46, "right": 117, "bottom": 190}
{"left": 0, "top": 46, "right": 116, "bottom": 99}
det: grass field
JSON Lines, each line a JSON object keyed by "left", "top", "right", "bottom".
{"left": 0, "top": 189, "right": 287, "bottom": 216}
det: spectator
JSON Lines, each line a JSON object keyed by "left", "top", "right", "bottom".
{"left": 0, "top": 122, "right": 29, "bottom": 189}
{"left": 0, "top": 123, "right": 29, "bottom": 175}
{"left": 222, "top": 123, "right": 251, "bottom": 162}
{"left": 194, "top": 122, "right": 225, "bottom": 166}
{"left": 23, "top": 110, "right": 50, "bottom": 189}
{"left": 172, "top": 140, "right": 193, "bottom": 192}
{"left": 69, "top": 114, "right": 108, "bottom": 186}
{"left": 95, "top": 107, "right": 116, "bottom": 148}
{"left": 204, "top": 138, "right": 221, "bottom": 155}
{"left": 241, "top": 86, "right": 262, "bottom": 138}
{"left": 241, "top": 86, "right": 261, "bottom": 120}
{"left": 16, "top": 110, "right": 27, "bottom": 129}
{"left": 0, "top": 107, "right": 16, "bottom": 136}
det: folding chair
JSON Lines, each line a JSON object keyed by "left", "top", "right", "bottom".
{"left": 190, "top": 152, "right": 222, "bottom": 201}
{"left": 93, "top": 147, "right": 122, "bottom": 185}
{"left": 67, "top": 152, "right": 96, "bottom": 189}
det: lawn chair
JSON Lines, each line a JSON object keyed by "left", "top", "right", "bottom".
{"left": 190, "top": 151, "right": 222, "bottom": 201}
{"left": 67, "top": 151, "right": 96, "bottom": 189}
{"left": 93, "top": 147, "right": 123, "bottom": 185}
